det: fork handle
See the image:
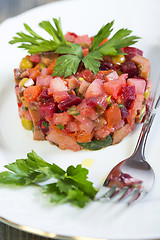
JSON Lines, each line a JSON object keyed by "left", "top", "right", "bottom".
{"left": 134, "top": 86, "right": 160, "bottom": 158}
{"left": 133, "top": 110, "right": 156, "bottom": 158}
{"left": 133, "top": 72, "right": 160, "bottom": 159}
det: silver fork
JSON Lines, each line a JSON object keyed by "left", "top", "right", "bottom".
{"left": 95, "top": 76, "right": 160, "bottom": 204}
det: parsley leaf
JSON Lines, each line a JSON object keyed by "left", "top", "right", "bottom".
{"left": 82, "top": 51, "right": 103, "bottom": 75}
{"left": 52, "top": 54, "right": 81, "bottom": 78}
{"left": 78, "top": 135, "right": 113, "bottom": 150}
{"left": 52, "top": 43, "right": 83, "bottom": 77}
{"left": 9, "top": 18, "right": 66, "bottom": 54}
{"left": 90, "top": 20, "right": 114, "bottom": 51}
{"left": 97, "top": 28, "right": 140, "bottom": 55}
{"left": 0, "top": 151, "right": 97, "bottom": 208}
{"left": 55, "top": 42, "right": 83, "bottom": 59}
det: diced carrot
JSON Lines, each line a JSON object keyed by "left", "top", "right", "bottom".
{"left": 28, "top": 64, "right": 41, "bottom": 81}
{"left": 100, "top": 38, "right": 108, "bottom": 45}
{"left": 90, "top": 37, "right": 108, "bottom": 45}
{"left": 91, "top": 36, "right": 94, "bottom": 43}
{"left": 105, "top": 103, "right": 122, "bottom": 128}
{"left": 47, "top": 58, "right": 57, "bottom": 74}
{"left": 23, "top": 85, "right": 42, "bottom": 102}
{"left": 50, "top": 123, "right": 62, "bottom": 134}
{"left": 82, "top": 48, "right": 89, "bottom": 57}
{"left": 77, "top": 131, "right": 93, "bottom": 143}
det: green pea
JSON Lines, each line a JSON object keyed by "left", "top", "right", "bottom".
{"left": 20, "top": 57, "right": 33, "bottom": 69}
{"left": 21, "top": 117, "right": 33, "bottom": 130}
{"left": 111, "top": 55, "right": 125, "bottom": 65}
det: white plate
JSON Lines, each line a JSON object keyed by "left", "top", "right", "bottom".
{"left": 0, "top": 0, "right": 160, "bottom": 239}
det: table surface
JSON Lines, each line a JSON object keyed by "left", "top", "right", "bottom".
{"left": 0, "top": 1, "right": 60, "bottom": 239}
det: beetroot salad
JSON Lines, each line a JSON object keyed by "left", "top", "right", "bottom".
{"left": 11, "top": 18, "right": 151, "bottom": 151}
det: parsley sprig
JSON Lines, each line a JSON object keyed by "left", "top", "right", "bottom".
{"left": 52, "top": 42, "right": 103, "bottom": 77}
{"left": 9, "top": 18, "right": 66, "bottom": 54}
{"left": 9, "top": 18, "right": 140, "bottom": 77}
{"left": 0, "top": 151, "right": 97, "bottom": 208}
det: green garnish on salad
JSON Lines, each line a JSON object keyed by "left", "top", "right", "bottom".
{"left": 9, "top": 18, "right": 140, "bottom": 77}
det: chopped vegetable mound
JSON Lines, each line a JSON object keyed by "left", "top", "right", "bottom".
{"left": 12, "top": 18, "right": 151, "bottom": 151}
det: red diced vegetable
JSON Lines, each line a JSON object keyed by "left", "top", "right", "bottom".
{"left": 58, "top": 94, "right": 82, "bottom": 111}
{"left": 85, "top": 79, "right": 104, "bottom": 99}
{"left": 127, "top": 78, "right": 146, "bottom": 95}
{"left": 123, "top": 47, "right": 143, "bottom": 60}
{"left": 30, "top": 54, "right": 41, "bottom": 63}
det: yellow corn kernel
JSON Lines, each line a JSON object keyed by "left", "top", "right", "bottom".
{"left": 111, "top": 55, "right": 125, "bottom": 65}
{"left": 21, "top": 117, "right": 33, "bottom": 130}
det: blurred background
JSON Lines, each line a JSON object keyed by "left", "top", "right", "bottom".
{"left": 0, "top": 0, "right": 61, "bottom": 23}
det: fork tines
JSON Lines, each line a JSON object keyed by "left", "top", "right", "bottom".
{"left": 95, "top": 185, "right": 142, "bottom": 205}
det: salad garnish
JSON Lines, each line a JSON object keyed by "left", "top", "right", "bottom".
{"left": 9, "top": 18, "right": 140, "bottom": 77}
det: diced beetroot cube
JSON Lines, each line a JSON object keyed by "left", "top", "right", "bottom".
{"left": 99, "top": 56, "right": 114, "bottom": 71}
{"left": 127, "top": 78, "right": 146, "bottom": 95}
{"left": 39, "top": 118, "right": 50, "bottom": 134}
{"left": 120, "top": 106, "right": 129, "bottom": 119}
{"left": 86, "top": 97, "right": 98, "bottom": 108}
{"left": 38, "top": 89, "right": 53, "bottom": 100}
{"left": 58, "top": 94, "right": 82, "bottom": 111}
{"left": 123, "top": 47, "right": 143, "bottom": 60}
{"left": 121, "top": 60, "right": 139, "bottom": 78}
{"left": 87, "top": 94, "right": 109, "bottom": 111}
{"left": 124, "top": 100, "right": 134, "bottom": 109}
{"left": 121, "top": 86, "right": 136, "bottom": 100}
{"left": 38, "top": 102, "right": 56, "bottom": 118}
{"left": 77, "top": 69, "right": 94, "bottom": 83}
